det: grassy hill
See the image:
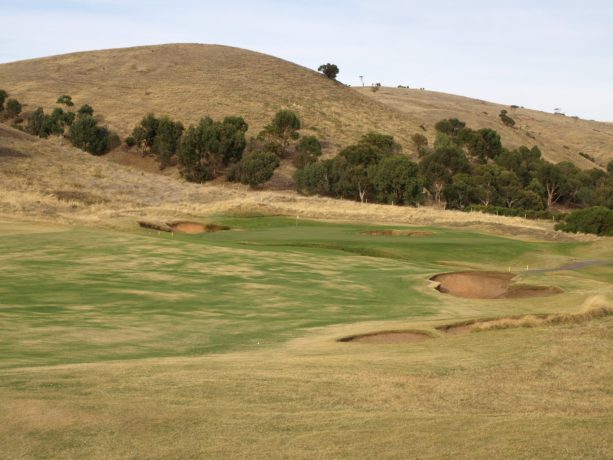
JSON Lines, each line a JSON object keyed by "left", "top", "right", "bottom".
{"left": 2, "top": 43, "right": 611, "bottom": 168}
{"left": 0, "top": 44, "right": 420, "bottom": 155}
{"left": 357, "top": 87, "right": 613, "bottom": 168}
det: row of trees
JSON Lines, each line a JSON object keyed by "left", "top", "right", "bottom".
{"left": 126, "top": 109, "right": 315, "bottom": 188}
{"left": 0, "top": 90, "right": 112, "bottom": 155}
{"left": 294, "top": 118, "right": 613, "bottom": 216}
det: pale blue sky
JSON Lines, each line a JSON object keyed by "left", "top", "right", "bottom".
{"left": 2, "top": 0, "right": 612, "bottom": 120}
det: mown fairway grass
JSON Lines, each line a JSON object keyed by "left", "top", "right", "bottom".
{"left": 0, "top": 217, "right": 611, "bottom": 458}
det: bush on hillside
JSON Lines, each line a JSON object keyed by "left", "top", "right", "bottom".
{"left": 178, "top": 116, "right": 248, "bottom": 182}
{"left": 239, "top": 151, "right": 280, "bottom": 188}
{"left": 294, "top": 162, "right": 329, "bottom": 195}
{"left": 77, "top": 104, "right": 94, "bottom": 117}
{"left": 68, "top": 114, "right": 109, "bottom": 155}
{"left": 499, "top": 109, "right": 516, "bottom": 127}
{"left": 4, "top": 99, "right": 22, "bottom": 118}
{"left": 0, "top": 89, "right": 7, "bottom": 112}
{"left": 411, "top": 133, "right": 428, "bottom": 155}
{"left": 56, "top": 95, "right": 74, "bottom": 107}
{"left": 293, "top": 135, "right": 322, "bottom": 168}
{"left": 153, "top": 117, "right": 184, "bottom": 169}
{"left": 555, "top": 206, "right": 613, "bottom": 236}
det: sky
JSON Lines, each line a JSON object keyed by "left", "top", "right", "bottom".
{"left": 2, "top": 0, "right": 612, "bottom": 121}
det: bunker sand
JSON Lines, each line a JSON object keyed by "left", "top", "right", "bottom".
{"left": 430, "top": 271, "right": 562, "bottom": 299}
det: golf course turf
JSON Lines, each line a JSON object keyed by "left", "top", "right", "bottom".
{"left": 0, "top": 216, "right": 611, "bottom": 458}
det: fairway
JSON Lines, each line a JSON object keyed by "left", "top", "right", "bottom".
{"left": 1, "top": 217, "right": 612, "bottom": 458}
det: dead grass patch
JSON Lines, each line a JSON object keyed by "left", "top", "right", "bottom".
{"left": 430, "top": 271, "right": 562, "bottom": 299}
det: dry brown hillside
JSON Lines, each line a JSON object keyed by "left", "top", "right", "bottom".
{"left": 357, "top": 87, "right": 613, "bottom": 168}
{"left": 0, "top": 44, "right": 420, "bottom": 154}
{"left": 1, "top": 43, "right": 611, "bottom": 168}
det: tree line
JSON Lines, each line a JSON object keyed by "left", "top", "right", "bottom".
{"left": 1, "top": 90, "right": 115, "bottom": 155}
{"left": 125, "top": 109, "right": 317, "bottom": 188}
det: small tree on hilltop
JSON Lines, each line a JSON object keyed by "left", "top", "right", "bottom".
{"left": 56, "top": 95, "right": 74, "bottom": 107}
{"left": 318, "top": 63, "right": 339, "bottom": 80}
{"left": 240, "top": 151, "right": 280, "bottom": 188}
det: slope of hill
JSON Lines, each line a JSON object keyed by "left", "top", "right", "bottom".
{"left": 357, "top": 87, "right": 613, "bottom": 168}
{"left": 1, "top": 44, "right": 611, "bottom": 168}
{"left": 0, "top": 44, "right": 420, "bottom": 154}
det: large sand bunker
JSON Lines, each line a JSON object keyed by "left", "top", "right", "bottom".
{"left": 138, "top": 221, "right": 229, "bottom": 234}
{"left": 338, "top": 330, "right": 433, "bottom": 344}
{"left": 430, "top": 271, "right": 562, "bottom": 299}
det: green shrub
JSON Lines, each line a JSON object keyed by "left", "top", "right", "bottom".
{"left": 77, "top": 104, "right": 94, "bottom": 116}
{"left": 56, "top": 95, "right": 74, "bottom": 107}
{"left": 555, "top": 206, "right": 613, "bottom": 236}
{"left": 293, "top": 135, "right": 322, "bottom": 168}
{"left": 294, "top": 162, "right": 328, "bottom": 195}
{"left": 27, "top": 108, "right": 49, "bottom": 137}
{"left": 68, "top": 114, "right": 109, "bottom": 155}
{"left": 240, "top": 151, "right": 280, "bottom": 187}
{"left": 152, "top": 117, "right": 184, "bottom": 169}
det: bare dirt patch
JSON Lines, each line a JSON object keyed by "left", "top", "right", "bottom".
{"left": 338, "top": 330, "right": 433, "bottom": 344}
{"left": 364, "top": 230, "right": 434, "bottom": 237}
{"left": 138, "top": 221, "right": 230, "bottom": 234}
{"left": 430, "top": 271, "right": 562, "bottom": 299}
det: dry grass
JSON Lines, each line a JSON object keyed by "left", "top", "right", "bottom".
{"left": 358, "top": 87, "right": 613, "bottom": 167}
{"left": 1, "top": 311, "right": 611, "bottom": 459}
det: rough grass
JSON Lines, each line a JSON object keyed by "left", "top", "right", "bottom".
{"left": 358, "top": 87, "right": 613, "bottom": 167}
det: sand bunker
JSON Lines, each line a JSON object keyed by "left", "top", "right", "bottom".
{"left": 430, "top": 271, "right": 561, "bottom": 299}
{"left": 138, "top": 221, "right": 229, "bottom": 234}
{"left": 338, "top": 330, "right": 433, "bottom": 344}
{"left": 365, "top": 230, "right": 434, "bottom": 237}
